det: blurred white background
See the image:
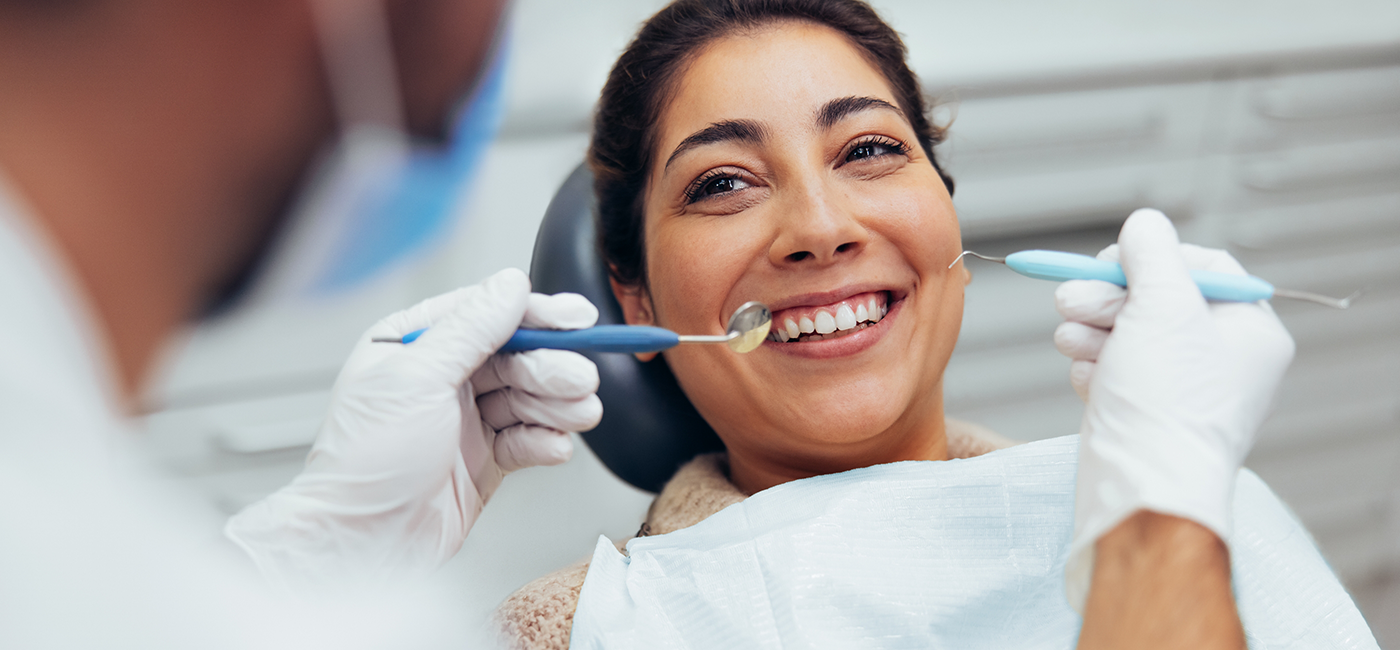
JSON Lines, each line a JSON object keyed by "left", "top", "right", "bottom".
{"left": 143, "top": 0, "right": 1400, "bottom": 643}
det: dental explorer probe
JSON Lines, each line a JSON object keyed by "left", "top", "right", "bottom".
{"left": 950, "top": 250, "right": 1363, "bottom": 309}
{"left": 372, "top": 301, "right": 773, "bottom": 354}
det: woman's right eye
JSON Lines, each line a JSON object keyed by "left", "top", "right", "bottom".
{"left": 685, "top": 172, "right": 751, "bottom": 203}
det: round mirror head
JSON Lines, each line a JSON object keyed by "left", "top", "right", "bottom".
{"left": 726, "top": 301, "right": 771, "bottom": 354}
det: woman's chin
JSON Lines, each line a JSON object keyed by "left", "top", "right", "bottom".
{"left": 762, "top": 384, "right": 912, "bottom": 439}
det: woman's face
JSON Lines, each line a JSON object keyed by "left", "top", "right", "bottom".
{"left": 617, "top": 22, "right": 966, "bottom": 490}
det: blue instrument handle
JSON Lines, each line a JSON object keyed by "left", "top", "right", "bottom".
{"left": 500, "top": 325, "right": 680, "bottom": 353}
{"left": 1005, "top": 250, "right": 1276, "bottom": 302}
{"left": 390, "top": 325, "right": 680, "bottom": 353}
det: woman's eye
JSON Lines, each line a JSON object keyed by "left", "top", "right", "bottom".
{"left": 687, "top": 174, "right": 750, "bottom": 203}
{"left": 844, "top": 138, "right": 909, "bottom": 163}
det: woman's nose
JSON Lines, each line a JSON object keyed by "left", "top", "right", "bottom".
{"left": 768, "top": 185, "right": 868, "bottom": 266}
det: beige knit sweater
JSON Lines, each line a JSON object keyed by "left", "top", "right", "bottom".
{"left": 492, "top": 419, "right": 1015, "bottom": 650}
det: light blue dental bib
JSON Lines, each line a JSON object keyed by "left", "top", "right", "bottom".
{"left": 570, "top": 436, "right": 1375, "bottom": 649}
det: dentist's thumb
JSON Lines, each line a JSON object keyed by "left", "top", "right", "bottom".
{"left": 1115, "top": 209, "right": 1208, "bottom": 320}
{"left": 401, "top": 268, "right": 532, "bottom": 387}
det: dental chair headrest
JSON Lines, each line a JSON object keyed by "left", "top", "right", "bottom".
{"left": 529, "top": 163, "right": 724, "bottom": 493}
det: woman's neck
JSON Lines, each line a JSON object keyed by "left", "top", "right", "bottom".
{"left": 725, "top": 416, "right": 950, "bottom": 495}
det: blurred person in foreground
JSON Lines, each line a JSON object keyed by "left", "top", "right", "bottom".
{"left": 0, "top": 0, "right": 601, "bottom": 646}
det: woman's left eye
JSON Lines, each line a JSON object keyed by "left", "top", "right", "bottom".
{"left": 844, "top": 137, "right": 910, "bottom": 163}
{"left": 685, "top": 171, "right": 752, "bottom": 204}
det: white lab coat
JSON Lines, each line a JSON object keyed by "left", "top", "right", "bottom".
{"left": 0, "top": 176, "right": 472, "bottom": 648}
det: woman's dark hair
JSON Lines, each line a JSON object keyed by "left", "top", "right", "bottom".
{"left": 590, "top": 0, "right": 954, "bottom": 288}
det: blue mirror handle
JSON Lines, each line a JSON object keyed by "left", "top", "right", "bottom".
{"left": 392, "top": 325, "right": 680, "bottom": 353}
{"left": 1006, "top": 250, "right": 1276, "bottom": 303}
{"left": 500, "top": 325, "right": 680, "bottom": 353}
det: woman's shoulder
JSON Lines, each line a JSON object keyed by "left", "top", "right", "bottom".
{"left": 641, "top": 452, "right": 747, "bottom": 536}
{"left": 492, "top": 559, "right": 593, "bottom": 650}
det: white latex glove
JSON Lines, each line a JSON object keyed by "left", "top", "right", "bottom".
{"left": 225, "top": 268, "right": 602, "bottom": 592}
{"left": 1054, "top": 209, "right": 1295, "bottom": 611}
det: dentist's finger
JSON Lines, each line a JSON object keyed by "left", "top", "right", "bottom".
{"left": 1055, "top": 280, "right": 1126, "bottom": 328}
{"left": 1070, "top": 359, "right": 1096, "bottom": 402}
{"left": 493, "top": 425, "right": 574, "bottom": 473}
{"left": 477, "top": 390, "right": 603, "bottom": 433}
{"left": 346, "top": 269, "right": 530, "bottom": 387}
{"left": 1095, "top": 243, "right": 1120, "bottom": 263}
{"left": 1054, "top": 321, "right": 1110, "bottom": 361}
{"left": 473, "top": 349, "right": 599, "bottom": 400}
{"left": 398, "top": 269, "right": 532, "bottom": 387}
{"left": 523, "top": 292, "right": 599, "bottom": 330}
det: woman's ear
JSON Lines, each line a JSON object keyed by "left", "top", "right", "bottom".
{"left": 962, "top": 264, "right": 973, "bottom": 286}
{"left": 610, "top": 276, "right": 659, "bottom": 362}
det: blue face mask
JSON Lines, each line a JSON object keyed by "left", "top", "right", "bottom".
{"left": 312, "top": 50, "right": 507, "bottom": 291}
{"left": 234, "top": 5, "right": 510, "bottom": 309}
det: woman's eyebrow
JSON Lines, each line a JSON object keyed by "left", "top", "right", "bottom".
{"left": 815, "top": 96, "right": 904, "bottom": 130}
{"left": 664, "top": 119, "right": 769, "bottom": 170}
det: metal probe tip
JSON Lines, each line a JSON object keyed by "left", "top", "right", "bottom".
{"left": 1273, "top": 287, "right": 1366, "bottom": 310}
{"left": 948, "top": 251, "right": 1007, "bottom": 269}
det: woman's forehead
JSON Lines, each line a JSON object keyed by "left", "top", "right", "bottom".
{"left": 656, "top": 22, "right": 904, "bottom": 156}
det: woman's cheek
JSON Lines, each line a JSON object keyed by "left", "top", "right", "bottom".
{"left": 649, "top": 217, "right": 752, "bottom": 327}
{"left": 860, "top": 182, "right": 958, "bottom": 266}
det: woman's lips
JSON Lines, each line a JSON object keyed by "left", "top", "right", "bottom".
{"left": 763, "top": 292, "right": 902, "bottom": 359}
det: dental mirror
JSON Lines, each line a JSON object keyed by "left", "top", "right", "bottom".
{"left": 678, "top": 300, "right": 772, "bottom": 354}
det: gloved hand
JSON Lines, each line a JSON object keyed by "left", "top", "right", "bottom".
{"left": 225, "top": 268, "right": 602, "bottom": 592}
{"left": 1053, "top": 209, "right": 1295, "bottom": 611}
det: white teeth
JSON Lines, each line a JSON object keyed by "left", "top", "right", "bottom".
{"left": 778, "top": 295, "right": 888, "bottom": 341}
{"left": 835, "top": 304, "right": 857, "bottom": 330}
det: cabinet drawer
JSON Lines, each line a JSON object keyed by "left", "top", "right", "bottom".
{"left": 953, "top": 160, "right": 1193, "bottom": 239}
{"left": 1232, "top": 64, "right": 1400, "bottom": 152}
{"left": 940, "top": 83, "right": 1211, "bottom": 177}
{"left": 1234, "top": 136, "right": 1400, "bottom": 195}
{"left": 1226, "top": 191, "right": 1400, "bottom": 256}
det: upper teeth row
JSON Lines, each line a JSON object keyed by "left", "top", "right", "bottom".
{"left": 773, "top": 296, "right": 887, "bottom": 342}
